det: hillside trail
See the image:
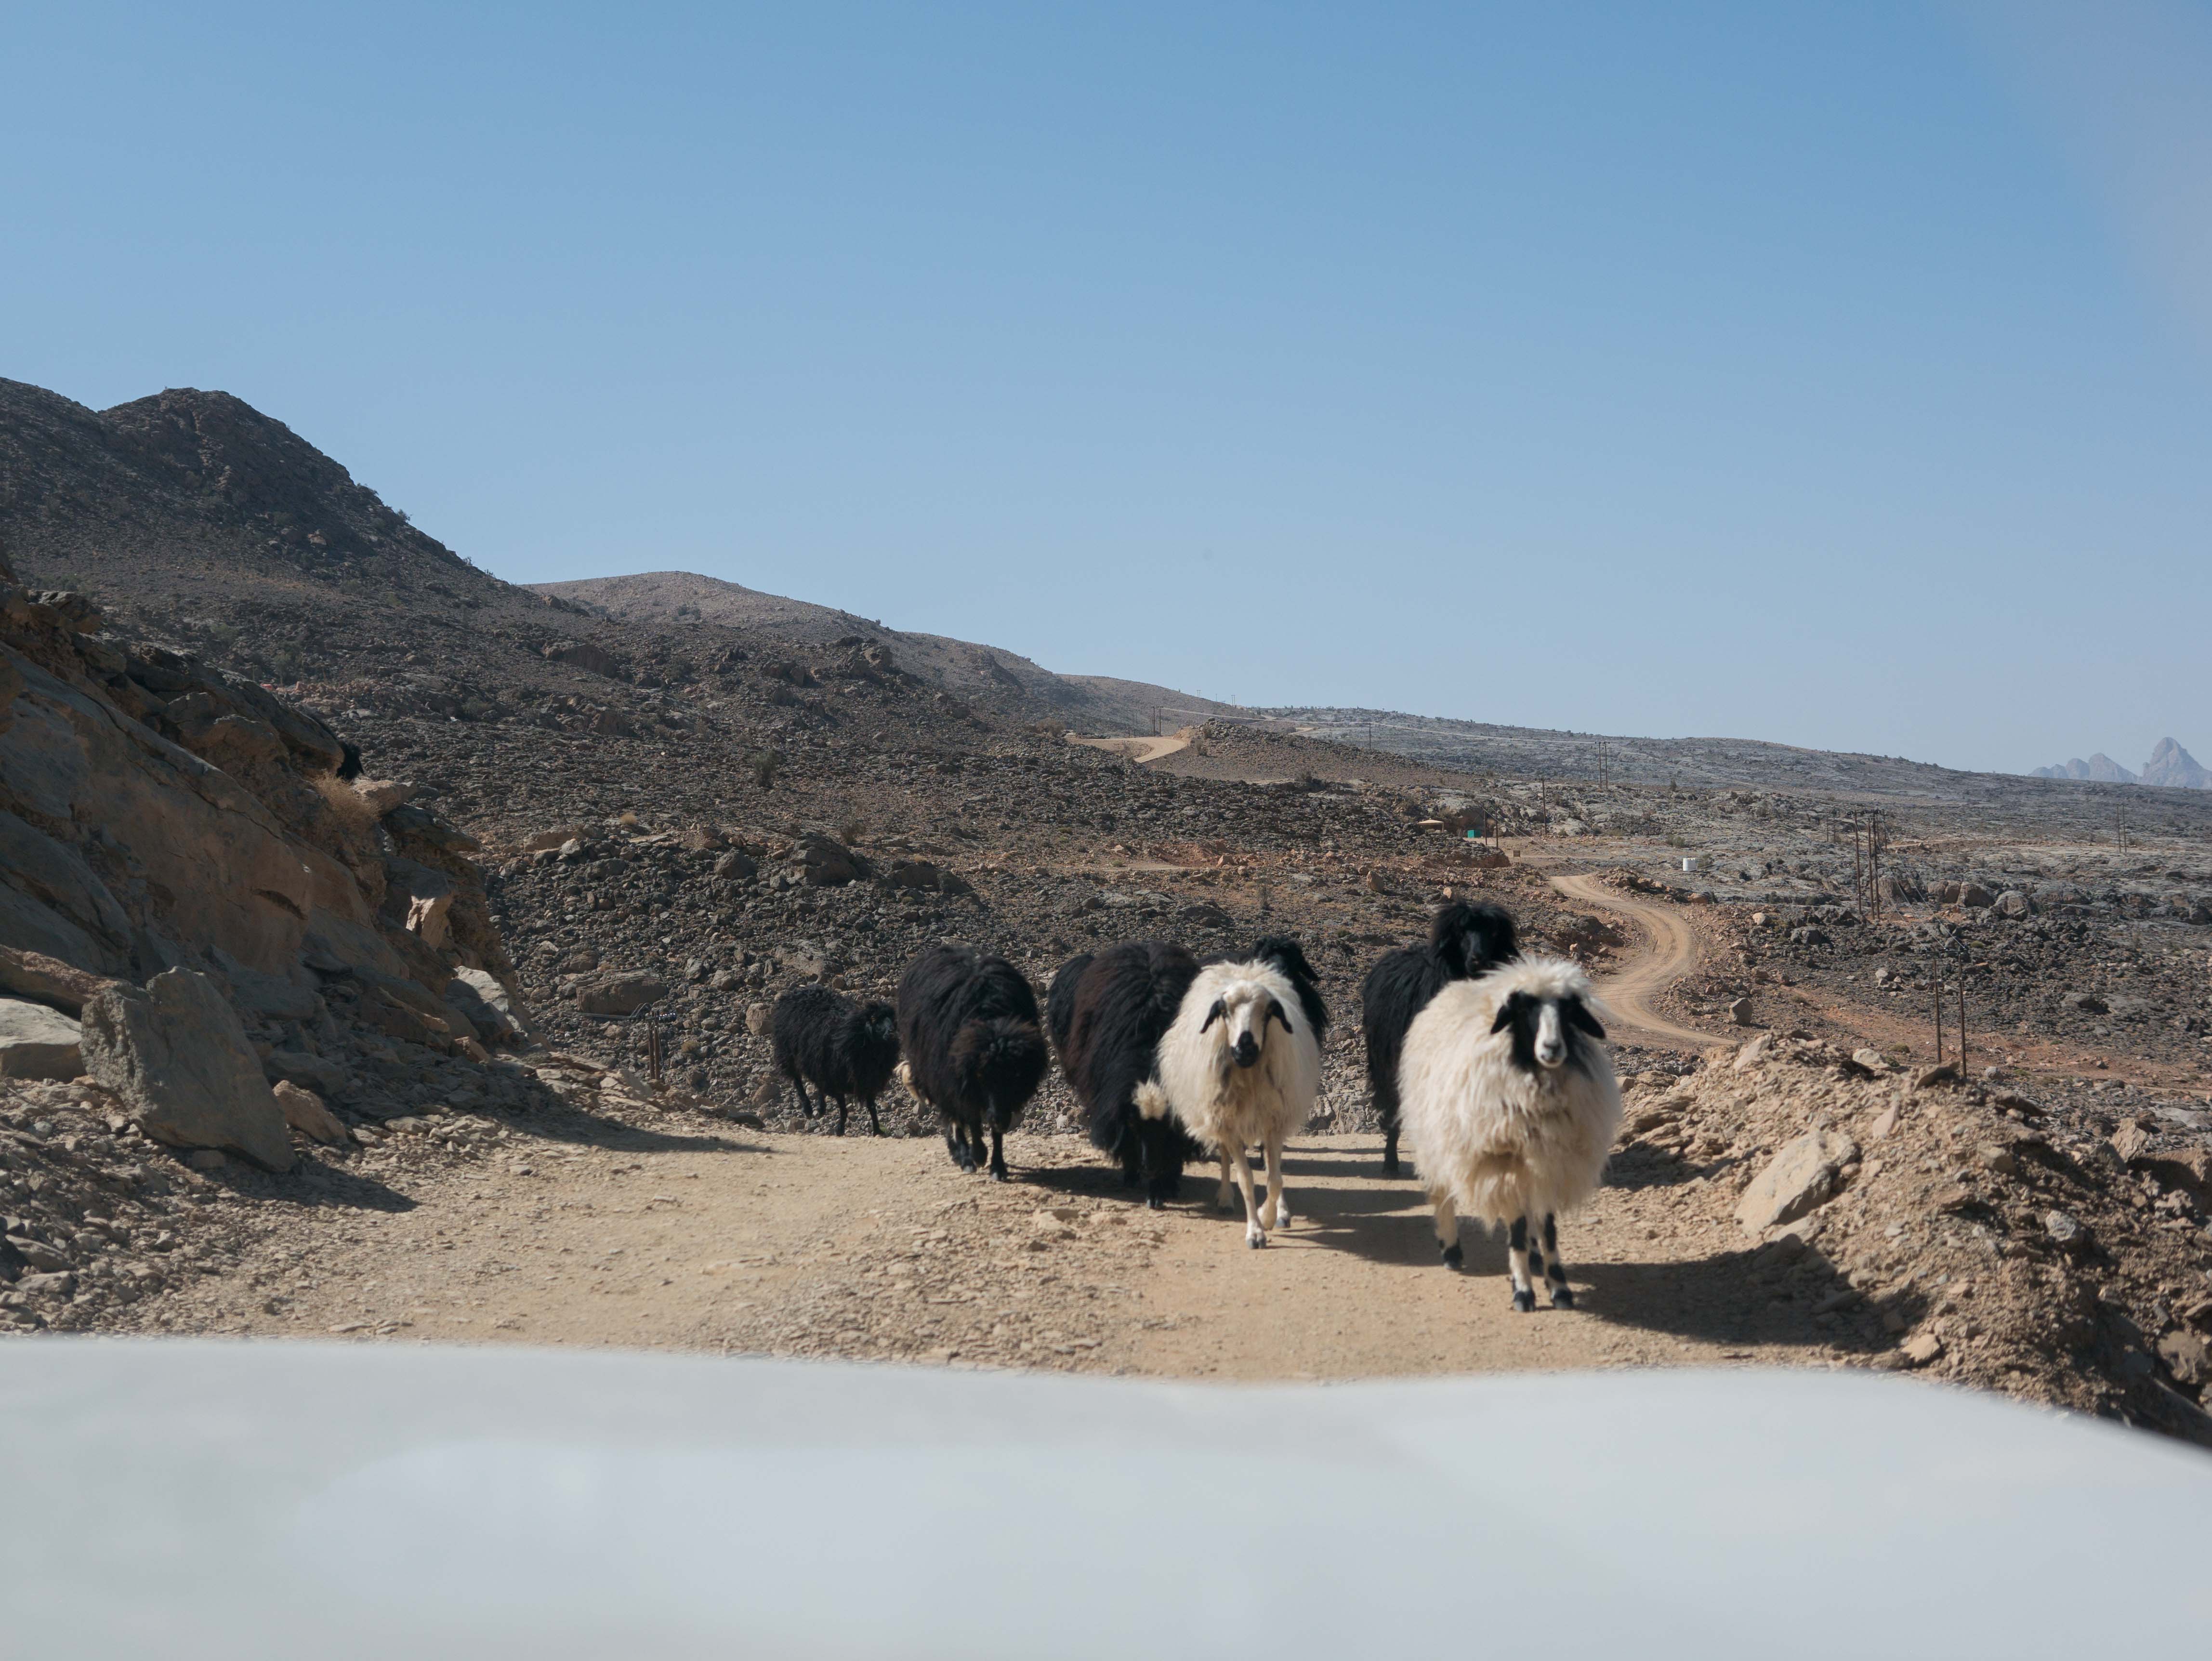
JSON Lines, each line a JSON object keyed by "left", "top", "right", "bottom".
{"left": 1525, "top": 860, "right": 1722, "bottom": 1052}
{"left": 140, "top": 872, "right": 1825, "bottom": 1383}
{"left": 1068, "top": 731, "right": 1192, "bottom": 764}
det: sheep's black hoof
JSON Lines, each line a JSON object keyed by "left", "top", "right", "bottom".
{"left": 1146, "top": 1196, "right": 1164, "bottom": 1211}
{"left": 1551, "top": 1286, "right": 1576, "bottom": 1310}
{"left": 1511, "top": 1288, "right": 1537, "bottom": 1313}
{"left": 991, "top": 1168, "right": 1009, "bottom": 1183}
{"left": 1440, "top": 1242, "right": 1462, "bottom": 1268}
{"left": 1382, "top": 1157, "right": 1400, "bottom": 1179}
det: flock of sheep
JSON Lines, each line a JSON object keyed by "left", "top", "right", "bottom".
{"left": 770, "top": 902, "right": 1624, "bottom": 1311}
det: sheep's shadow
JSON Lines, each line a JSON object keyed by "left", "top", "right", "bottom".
{"left": 1569, "top": 1253, "right": 1886, "bottom": 1352}
{"left": 1599, "top": 1147, "right": 1707, "bottom": 1192}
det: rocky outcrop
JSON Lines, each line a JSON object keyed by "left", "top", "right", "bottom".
{"left": 0, "top": 548, "right": 517, "bottom": 1057}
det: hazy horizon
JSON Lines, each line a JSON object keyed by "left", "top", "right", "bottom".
{"left": 6, "top": 2, "right": 2207, "bottom": 776}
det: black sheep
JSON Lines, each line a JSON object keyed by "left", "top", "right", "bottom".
{"left": 896, "top": 944, "right": 1049, "bottom": 1181}
{"left": 771, "top": 986, "right": 901, "bottom": 1136}
{"left": 1251, "top": 934, "right": 1330, "bottom": 1041}
{"left": 1053, "top": 941, "right": 1205, "bottom": 1207}
{"left": 1045, "top": 949, "right": 1093, "bottom": 1071}
{"left": 1358, "top": 901, "right": 1519, "bottom": 1176}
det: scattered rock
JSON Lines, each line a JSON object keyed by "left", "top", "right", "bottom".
{"left": 1901, "top": 1331, "right": 1943, "bottom": 1367}
{"left": 2042, "top": 1210, "right": 2088, "bottom": 1251}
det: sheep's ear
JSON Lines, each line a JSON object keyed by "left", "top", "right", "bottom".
{"left": 1266, "top": 998, "right": 1293, "bottom": 1034}
{"left": 1199, "top": 999, "right": 1226, "bottom": 1033}
{"left": 1565, "top": 998, "right": 1606, "bottom": 1041}
{"left": 1490, "top": 992, "right": 1527, "bottom": 1035}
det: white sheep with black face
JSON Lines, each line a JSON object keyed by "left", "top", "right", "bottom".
{"left": 1397, "top": 956, "right": 1621, "bottom": 1310}
{"left": 1138, "top": 957, "right": 1323, "bottom": 1248}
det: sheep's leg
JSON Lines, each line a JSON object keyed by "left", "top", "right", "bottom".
{"left": 1230, "top": 1147, "right": 1264, "bottom": 1247}
{"left": 1431, "top": 1190, "right": 1461, "bottom": 1268}
{"left": 833, "top": 1095, "right": 849, "bottom": 1137}
{"left": 988, "top": 1123, "right": 1009, "bottom": 1182}
{"left": 1542, "top": 1213, "right": 1573, "bottom": 1309}
{"left": 1506, "top": 1215, "right": 1536, "bottom": 1312}
{"left": 1260, "top": 1131, "right": 1290, "bottom": 1232}
{"left": 789, "top": 1071, "right": 816, "bottom": 1119}
{"left": 944, "top": 1123, "right": 973, "bottom": 1171}
{"left": 864, "top": 1094, "right": 883, "bottom": 1137}
{"left": 1139, "top": 1119, "right": 1181, "bottom": 1209}
{"left": 1381, "top": 1114, "right": 1400, "bottom": 1179}
{"left": 1215, "top": 1152, "right": 1234, "bottom": 1212}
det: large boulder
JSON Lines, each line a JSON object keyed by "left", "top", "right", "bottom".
{"left": 1736, "top": 1126, "right": 1858, "bottom": 1235}
{"left": 882, "top": 858, "right": 972, "bottom": 896}
{"left": 0, "top": 997, "right": 83, "bottom": 1080}
{"left": 270, "top": 1080, "right": 348, "bottom": 1145}
{"left": 445, "top": 967, "right": 529, "bottom": 1044}
{"left": 575, "top": 972, "right": 668, "bottom": 1016}
{"left": 79, "top": 970, "right": 294, "bottom": 1171}
{"left": 792, "top": 831, "right": 865, "bottom": 887}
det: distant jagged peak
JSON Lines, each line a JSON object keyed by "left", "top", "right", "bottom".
{"left": 2030, "top": 753, "right": 2137, "bottom": 784}
{"left": 2030, "top": 740, "right": 2211, "bottom": 789}
{"left": 2140, "top": 737, "right": 2212, "bottom": 790}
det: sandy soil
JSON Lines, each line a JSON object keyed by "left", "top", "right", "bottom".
{"left": 130, "top": 1118, "right": 1835, "bottom": 1379}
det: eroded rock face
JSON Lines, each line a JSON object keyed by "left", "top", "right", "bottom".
{"left": 1, "top": 634, "right": 400, "bottom": 981}
{"left": 79, "top": 969, "right": 294, "bottom": 1171}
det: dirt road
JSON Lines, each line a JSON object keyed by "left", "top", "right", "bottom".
{"left": 1536, "top": 867, "right": 1721, "bottom": 1052}
{"left": 131, "top": 1116, "right": 1831, "bottom": 1380}
{"left": 1068, "top": 732, "right": 1191, "bottom": 764}
{"left": 117, "top": 840, "right": 1797, "bottom": 1378}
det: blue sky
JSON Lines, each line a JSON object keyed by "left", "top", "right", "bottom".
{"left": 4, "top": 2, "right": 2207, "bottom": 776}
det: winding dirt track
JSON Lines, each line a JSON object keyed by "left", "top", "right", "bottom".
{"left": 1068, "top": 732, "right": 1191, "bottom": 764}
{"left": 1535, "top": 867, "right": 1721, "bottom": 1052}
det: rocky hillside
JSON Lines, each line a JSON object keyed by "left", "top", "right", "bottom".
{"left": 534, "top": 571, "right": 1233, "bottom": 736}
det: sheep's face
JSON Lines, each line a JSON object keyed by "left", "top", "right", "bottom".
{"left": 1492, "top": 990, "right": 1605, "bottom": 1073}
{"left": 1199, "top": 980, "right": 1293, "bottom": 1069}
